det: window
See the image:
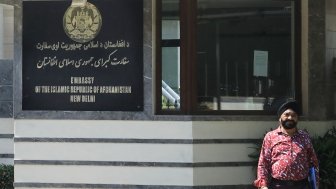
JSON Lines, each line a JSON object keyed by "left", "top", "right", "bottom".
{"left": 156, "top": 0, "right": 301, "bottom": 115}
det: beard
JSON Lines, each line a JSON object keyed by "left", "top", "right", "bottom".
{"left": 281, "top": 119, "right": 297, "bottom": 129}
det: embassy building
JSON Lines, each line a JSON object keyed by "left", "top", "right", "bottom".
{"left": 0, "top": 0, "right": 335, "bottom": 188}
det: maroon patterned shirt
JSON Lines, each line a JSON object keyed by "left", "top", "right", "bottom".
{"left": 254, "top": 126, "right": 319, "bottom": 187}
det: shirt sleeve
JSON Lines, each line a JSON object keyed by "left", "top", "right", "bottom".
{"left": 254, "top": 133, "right": 272, "bottom": 187}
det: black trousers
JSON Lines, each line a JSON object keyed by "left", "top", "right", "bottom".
{"left": 270, "top": 178, "right": 309, "bottom": 189}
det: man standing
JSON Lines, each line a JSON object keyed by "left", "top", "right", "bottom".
{"left": 254, "top": 100, "right": 319, "bottom": 189}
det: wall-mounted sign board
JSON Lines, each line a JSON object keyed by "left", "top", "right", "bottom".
{"left": 22, "top": 0, "right": 143, "bottom": 111}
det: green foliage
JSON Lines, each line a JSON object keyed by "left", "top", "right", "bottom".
{"left": 248, "top": 127, "right": 336, "bottom": 189}
{"left": 0, "top": 164, "right": 14, "bottom": 189}
{"left": 162, "top": 96, "right": 176, "bottom": 109}
{"left": 311, "top": 127, "right": 336, "bottom": 189}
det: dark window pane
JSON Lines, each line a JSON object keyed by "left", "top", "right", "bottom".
{"left": 162, "top": 47, "right": 180, "bottom": 109}
{"left": 196, "top": 0, "right": 295, "bottom": 111}
{"left": 161, "top": 0, "right": 180, "bottom": 110}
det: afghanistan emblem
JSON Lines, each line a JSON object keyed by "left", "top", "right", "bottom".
{"left": 63, "top": 2, "right": 102, "bottom": 43}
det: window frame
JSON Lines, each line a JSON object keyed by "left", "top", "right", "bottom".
{"left": 156, "top": 0, "right": 302, "bottom": 115}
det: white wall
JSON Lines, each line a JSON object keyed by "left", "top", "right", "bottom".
{"left": 14, "top": 120, "right": 194, "bottom": 188}
{"left": 0, "top": 4, "right": 13, "bottom": 59}
{"left": 0, "top": 6, "right": 3, "bottom": 58}
{"left": 192, "top": 120, "right": 333, "bottom": 186}
{"left": 0, "top": 118, "right": 14, "bottom": 165}
{"left": 14, "top": 119, "right": 334, "bottom": 188}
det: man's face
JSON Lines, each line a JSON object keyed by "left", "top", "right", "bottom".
{"left": 279, "top": 109, "right": 298, "bottom": 129}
